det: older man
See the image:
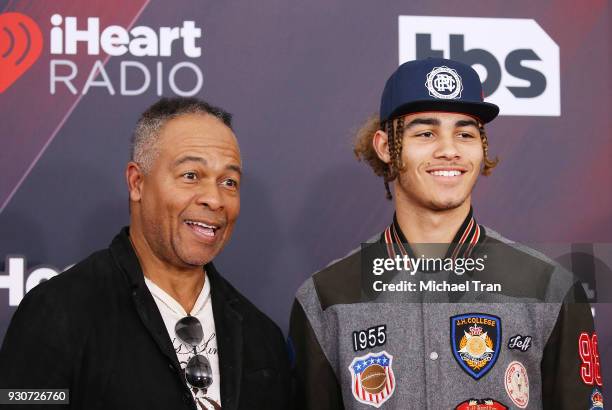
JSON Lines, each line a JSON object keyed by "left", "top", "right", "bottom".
{"left": 0, "top": 98, "right": 290, "bottom": 410}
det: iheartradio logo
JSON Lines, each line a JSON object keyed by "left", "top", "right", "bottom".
{"left": 0, "top": 12, "right": 43, "bottom": 93}
{"left": 0, "top": 12, "right": 204, "bottom": 95}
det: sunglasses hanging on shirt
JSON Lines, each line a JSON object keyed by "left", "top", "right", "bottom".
{"left": 175, "top": 315, "right": 213, "bottom": 394}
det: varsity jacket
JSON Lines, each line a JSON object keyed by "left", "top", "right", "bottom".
{"left": 289, "top": 211, "right": 602, "bottom": 410}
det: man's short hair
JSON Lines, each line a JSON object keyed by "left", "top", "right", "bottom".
{"left": 131, "top": 97, "right": 233, "bottom": 173}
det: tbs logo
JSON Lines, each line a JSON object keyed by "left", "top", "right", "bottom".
{"left": 399, "top": 16, "right": 560, "bottom": 116}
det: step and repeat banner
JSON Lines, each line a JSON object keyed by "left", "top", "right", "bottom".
{"left": 1, "top": 0, "right": 610, "bottom": 383}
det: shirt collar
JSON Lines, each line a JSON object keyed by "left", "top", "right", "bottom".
{"left": 381, "top": 207, "right": 485, "bottom": 260}
{"left": 144, "top": 274, "right": 211, "bottom": 317}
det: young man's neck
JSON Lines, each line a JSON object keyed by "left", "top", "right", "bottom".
{"left": 394, "top": 197, "right": 472, "bottom": 246}
{"left": 128, "top": 223, "right": 205, "bottom": 314}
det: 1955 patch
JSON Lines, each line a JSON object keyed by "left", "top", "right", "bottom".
{"left": 348, "top": 351, "right": 395, "bottom": 408}
{"left": 451, "top": 313, "right": 501, "bottom": 380}
{"left": 455, "top": 398, "right": 508, "bottom": 409}
{"left": 352, "top": 325, "right": 387, "bottom": 352}
{"left": 504, "top": 361, "right": 529, "bottom": 408}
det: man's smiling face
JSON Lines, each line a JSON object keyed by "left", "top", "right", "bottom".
{"left": 134, "top": 113, "right": 242, "bottom": 268}
{"left": 393, "top": 112, "right": 483, "bottom": 211}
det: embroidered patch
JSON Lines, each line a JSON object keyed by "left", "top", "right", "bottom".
{"left": 504, "top": 361, "right": 529, "bottom": 408}
{"left": 590, "top": 387, "right": 604, "bottom": 409}
{"left": 455, "top": 398, "right": 508, "bottom": 410}
{"left": 352, "top": 325, "right": 387, "bottom": 352}
{"left": 348, "top": 351, "right": 395, "bottom": 408}
{"left": 425, "top": 66, "right": 463, "bottom": 99}
{"left": 507, "top": 335, "right": 532, "bottom": 352}
{"left": 579, "top": 332, "right": 603, "bottom": 386}
{"left": 451, "top": 313, "right": 501, "bottom": 380}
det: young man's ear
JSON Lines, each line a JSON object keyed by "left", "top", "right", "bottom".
{"left": 126, "top": 162, "right": 144, "bottom": 202}
{"left": 372, "top": 130, "right": 391, "bottom": 164}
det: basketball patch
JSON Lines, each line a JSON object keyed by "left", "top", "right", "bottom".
{"left": 451, "top": 313, "right": 501, "bottom": 380}
{"left": 348, "top": 351, "right": 395, "bottom": 408}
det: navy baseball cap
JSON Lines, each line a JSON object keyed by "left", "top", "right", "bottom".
{"left": 380, "top": 57, "right": 499, "bottom": 124}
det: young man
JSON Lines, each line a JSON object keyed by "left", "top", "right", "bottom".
{"left": 0, "top": 98, "right": 290, "bottom": 410}
{"left": 289, "top": 58, "right": 602, "bottom": 409}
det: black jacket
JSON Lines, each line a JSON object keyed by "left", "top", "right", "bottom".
{"left": 0, "top": 228, "right": 291, "bottom": 409}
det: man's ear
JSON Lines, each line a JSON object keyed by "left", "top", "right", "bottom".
{"left": 126, "top": 162, "right": 144, "bottom": 202}
{"left": 372, "top": 130, "right": 391, "bottom": 164}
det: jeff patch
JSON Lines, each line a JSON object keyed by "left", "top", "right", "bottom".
{"left": 348, "top": 351, "right": 395, "bottom": 408}
{"left": 590, "top": 388, "right": 604, "bottom": 409}
{"left": 451, "top": 313, "right": 501, "bottom": 380}
{"left": 504, "top": 361, "right": 529, "bottom": 408}
{"left": 455, "top": 398, "right": 508, "bottom": 410}
{"left": 507, "top": 335, "right": 532, "bottom": 352}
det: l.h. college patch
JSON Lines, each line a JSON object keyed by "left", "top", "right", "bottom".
{"left": 348, "top": 351, "right": 395, "bottom": 408}
{"left": 451, "top": 313, "right": 501, "bottom": 380}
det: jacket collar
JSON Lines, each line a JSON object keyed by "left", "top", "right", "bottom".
{"left": 109, "top": 227, "right": 182, "bottom": 371}
{"left": 109, "top": 227, "right": 244, "bottom": 409}
{"left": 381, "top": 207, "right": 485, "bottom": 260}
{"left": 207, "top": 263, "right": 243, "bottom": 410}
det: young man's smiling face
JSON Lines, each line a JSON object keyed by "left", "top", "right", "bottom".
{"left": 382, "top": 111, "right": 484, "bottom": 212}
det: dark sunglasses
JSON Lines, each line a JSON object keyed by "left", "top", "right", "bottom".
{"left": 175, "top": 315, "right": 213, "bottom": 393}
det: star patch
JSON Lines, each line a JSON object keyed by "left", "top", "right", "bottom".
{"left": 455, "top": 398, "right": 508, "bottom": 410}
{"left": 348, "top": 351, "right": 395, "bottom": 408}
{"left": 590, "top": 387, "right": 604, "bottom": 409}
{"left": 451, "top": 313, "right": 501, "bottom": 380}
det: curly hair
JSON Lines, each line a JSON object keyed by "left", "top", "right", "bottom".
{"left": 353, "top": 114, "right": 499, "bottom": 200}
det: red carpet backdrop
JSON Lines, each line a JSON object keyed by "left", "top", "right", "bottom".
{"left": 1, "top": 0, "right": 611, "bottom": 386}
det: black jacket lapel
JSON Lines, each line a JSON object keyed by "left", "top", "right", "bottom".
{"left": 109, "top": 227, "right": 182, "bottom": 371}
{"left": 207, "top": 263, "right": 243, "bottom": 410}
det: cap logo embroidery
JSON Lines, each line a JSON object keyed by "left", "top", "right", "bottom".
{"left": 426, "top": 66, "right": 463, "bottom": 99}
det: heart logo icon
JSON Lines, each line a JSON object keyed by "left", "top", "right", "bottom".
{"left": 0, "top": 12, "right": 43, "bottom": 93}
